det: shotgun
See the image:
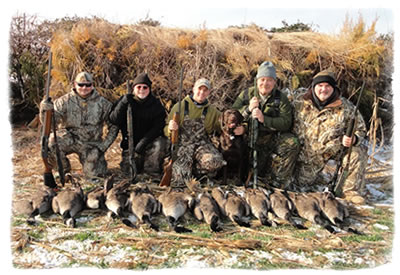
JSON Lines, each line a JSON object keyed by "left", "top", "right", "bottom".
{"left": 331, "top": 81, "right": 365, "bottom": 197}
{"left": 160, "top": 66, "right": 184, "bottom": 187}
{"left": 41, "top": 51, "right": 58, "bottom": 188}
{"left": 126, "top": 80, "right": 137, "bottom": 183}
{"left": 251, "top": 77, "right": 259, "bottom": 189}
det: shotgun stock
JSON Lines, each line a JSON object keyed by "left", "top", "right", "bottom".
{"left": 160, "top": 112, "right": 180, "bottom": 187}
{"left": 160, "top": 66, "right": 184, "bottom": 187}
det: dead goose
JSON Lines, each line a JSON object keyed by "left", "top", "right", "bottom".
{"left": 104, "top": 176, "right": 130, "bottom": 218}
{"left": 125, "top": 185, "right": 161, "bottom": 231}
{"left": 13, "top": 200, "right": 34, "bottom": 216}
{"left": 286, "top": 191, "right": 335, "bottom": 233}
{"left": 211, "top": 187, "right": 251, "bottom": 227}
{"left": 86, "top": 175, "right": 115, "bottom": 210}
{"left": 158, "top": 188, "right": 194, "bottom": 233}
{"left": 245, "top": 187, "right": 275, "bottom": 227}
{"left": 310, "top": 191, "right": 364, "bottom": 234}
{"left": 310, "top": 191, "right": 349, "bottom": 226}
{"left": 13, "top": 185, "right": 56, "bottom": 225}
{"left": 86, "top": 186, "right": 105, "bottom": 210}
{"left": 52, "top": 180, "right": 85, "bottom": 228}
{"left": 268, "top": 188, "right": 306, "bottom": 229}
{"left": 193, "top": 192, "right": 222, "bottom": 232}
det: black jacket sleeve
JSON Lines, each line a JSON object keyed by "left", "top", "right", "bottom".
{"left": 109, "top": 96, "right": 129, "bottom": 127}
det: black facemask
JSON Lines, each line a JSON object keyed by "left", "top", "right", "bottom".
{"left": 311, "top": 88, "right": 339, "bottom": 111}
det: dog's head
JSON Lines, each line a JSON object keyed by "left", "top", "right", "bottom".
{"left": 220, "top": 109, "right": 243, "bottom": 135}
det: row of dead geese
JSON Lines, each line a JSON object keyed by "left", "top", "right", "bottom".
{"left": 14, "top": 176, "right": 361, "bottom": 234}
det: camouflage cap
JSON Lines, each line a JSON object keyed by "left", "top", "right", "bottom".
{"left": 75, "top": 72, "right": 93, "bottom": 83}
{"left": 194, "top": 78, "right": 211, "bottom": 90}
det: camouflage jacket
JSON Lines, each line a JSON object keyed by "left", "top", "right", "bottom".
{"left": 41, "top": 88, "right": 118, "bottom": 151}
{"left": 292, "top": 89, "right": 366, "bottom": 160}
{"left": 164, "top": 95, "right": 221, "bottom": 138}
{"left": 232, "top": 86, "right": 293, "bottom": 137}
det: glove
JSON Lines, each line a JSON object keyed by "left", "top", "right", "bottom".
{"left": 40, "top": 99, "right": 54, "bottom": 111}
{"left": 134, "top": 138, "right": 149, "bottom": 155}
{"left": 121, "top": 94, "right": 134, "bottom": 105}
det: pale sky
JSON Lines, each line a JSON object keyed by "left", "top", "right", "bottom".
{"left": 4, "top": 0, "right": 395, "bottom": 34}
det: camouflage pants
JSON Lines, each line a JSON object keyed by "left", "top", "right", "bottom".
{"left": 171, "top": 117, "right": 226, "bottom": 187}
{"left": 255, "top": 132, "right": 300, "bottom": 188}
{"left": 294, "top": 145, "right": 368, "bottom": 194}
{"left": 48, "top": 129, "right": 107, "bottom": 178}
{"left": 120, "top": 136, "right": 168, "bottom": 175}
{"left": 172, "top": 141, "right": 226, "bottom": 187}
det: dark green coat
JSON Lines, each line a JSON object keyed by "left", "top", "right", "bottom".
{"left": 232, "top": 86, "right": 293, "bottom": 138}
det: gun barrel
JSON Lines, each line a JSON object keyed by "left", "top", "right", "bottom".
{"left": 332, "top": 81, "right": 365, "bottom": 196}
{"left": 126, "top": 79, "right": 137, "bottom": 182}
{"left": 45, "top": 51, "right": 53, "bottom": 100}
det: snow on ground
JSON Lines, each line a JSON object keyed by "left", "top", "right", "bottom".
{"left": 11, "top": 136, "right": 394, "bottom": 270}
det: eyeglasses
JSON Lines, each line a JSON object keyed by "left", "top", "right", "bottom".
{"left": 77, "top": 83, "right": 93, "bottom": 87}
{"left": 135, "top": 85, "right": 149, "bottom": 90}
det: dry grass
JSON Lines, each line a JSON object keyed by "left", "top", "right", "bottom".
{"left": 47, "top": 18, "right": 390, "bottom": 111}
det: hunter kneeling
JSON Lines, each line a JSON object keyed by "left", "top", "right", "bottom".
{"left": 39, "top": 72, "right": 118, "bottom": 182}
{"left": 163, "top": 78, "right": 229, "bottom": 187}
{"left": 291, "top": 71, "right": 368, "bottom": 204}
{"left": 109, "top": 73, "right": 168, "bottom": 177}
{"left": 232, "top": 61, "right": 300, "bottom": 189}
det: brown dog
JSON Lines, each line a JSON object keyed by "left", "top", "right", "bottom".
{"left": 218, "top": 109, "right": 248, "bottom": 185}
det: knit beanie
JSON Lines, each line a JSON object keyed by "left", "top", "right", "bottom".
{"left": 132, "top": 73, "right": 152, "bottom": 89}
{"left": 256, "top": 61, "right": 276, "bottom": 80}
{"left": 312, "top": 70, "right": 336, "bottom": 90}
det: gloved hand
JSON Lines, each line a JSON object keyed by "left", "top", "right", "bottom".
{"left": 121, "top": 94, "right": 134, "bottom": 105}
{"left": 134, "top": 138, "right": 149, "bottom": 155}
{"left": 40, "top": 99, "right": 54, "bottom": 111}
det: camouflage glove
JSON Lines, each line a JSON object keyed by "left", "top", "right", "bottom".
{"left": 40, "top": 99, "right": 54, "bottom": 111}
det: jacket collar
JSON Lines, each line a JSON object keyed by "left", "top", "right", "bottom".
{"left": 72, "top": 87, "right": 99, "bottom": 102}
{"left": 304, "top": 88, "right": 342, "bottom": 109}
{"left": 188, "top": 94, "right": 210, "bottom": 107}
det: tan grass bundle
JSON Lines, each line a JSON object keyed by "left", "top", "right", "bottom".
{"left": 45, "top": 16, "right": 391, "bottom": 148}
